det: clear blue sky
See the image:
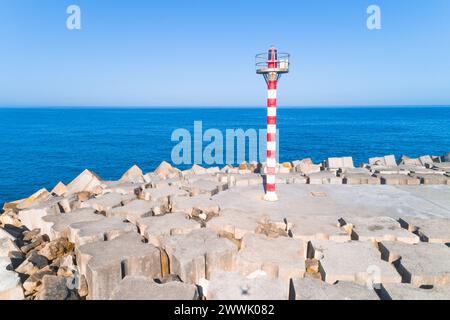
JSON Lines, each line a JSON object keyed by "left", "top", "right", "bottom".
{"left": 1, "top": 0, "right": 449, "bottom": 107}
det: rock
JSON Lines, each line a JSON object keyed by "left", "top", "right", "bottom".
{"left": 289, "top": 278, "right": 379, "bottom": 300}
{"left": 191, "top": 164, "right": 208, "bottom": 175}
{"left": 16, "top": 251, "right": 49, "bottom": 275}
{"left": 399, "top": 217, "right": 450, "bottom": 244}
{"left": 23, "top": 268, "right": 54, "bottom": 295}
{"left": 236, "top": 234, "right": 305, "bottom": 282}
{"left": 340, "top": 216, "right": 419, "bottom": 244}
{"left": 307, "top": 171, "right": 342, "bottom": 185}
{"left": 65, "top": 169, "right": 103, "bottom": 195}
{"left": 207, "top": 209, "right": 287, "bottom": 241}
{"left": 0, "top": 237, "right": 20, "bottom": 257}
{"left": 0, "top": 211, "right": 22, "bottom": 227}
{"left": 41, "top": 208, "right": 103, "bottom": 241}
{"left": 110, "top": 276, "right": 198, "bottom": 300}
{"left": 309, "top": 240, "right": 401, "bottom": 285}
{"left": 69, "top": 217, "right": 137, "bottom": 247}
{"left": 80, "top": 192, "right": 136, "bottom": 213}
{"left": 207, "top": 271, "right": 289, "bottom": 300}
{"left": 51, "top": 182, "right": 68, "bottom": 196}
{"left": 20, "top": 235, "right": 48, "bottom": 254}
{"left": 76, "top": 233, "right": 161, "bottom": 300}
{"left": 155, "top": 161, "right": 180, "bottom": 179}
{"left": 22, "top": 229, "right": 41, "bottom": 242}
{"left": 161, "top": 228, "right": 237, "bottom": 284}
{"left": 137, "top": 212, "right": 201, "bottom": 247}
{"left": 379, "top": 283, "right": 450, "bottom": 300}
{"left": 379, "top": 242, "right": 450, "bottom": 286}
{"left": 38, "top": 238, "right": 74, "bottom": 261}
{"left": 0, "top": 257, "right": 24, "bottom": 300}
{"left": 286, "top": 216, "right": 350, "bottom": 244}
{"left": 35, "top": 275, "right": 70, "bottom": 300}
{"left": 119, "top": 165, "right": 145, "bottom": 183}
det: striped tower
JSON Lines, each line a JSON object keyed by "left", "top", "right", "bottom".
{"left": 256, "top": 46, "right": 289, "bottom": 202}
{"left": 265, "top": 51, "right": 278, "bottom": 202}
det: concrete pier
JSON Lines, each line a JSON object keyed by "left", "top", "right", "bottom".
{"left": 1, "top": 153, "right": 450, "bottom": 300}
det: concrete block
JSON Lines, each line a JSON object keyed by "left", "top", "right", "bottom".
{"left": 171, "top": 195, "right": 220, "bottom": 217}
{"left": 379, "top": 242, "right": 450, "bottom": 286}
{"left": 18, "top": 197, "right": 63, "bottom": 231}
{"left": 69, "top": 217, "right": 137, "bottom": 247}
{"left": 109, "top": 199, "right": 163, "bottom": 223}
{"left": 307, "top": 172, "right": 342, "bottom": 185}
{"left": 0, "top": 257, "right": 24, "bottom": 300}
{"left": 137, "top": 212, "right": 201, "bottom": 246}
{"left": 398, "top": 165, "right": 438, "bottom": 175}
{"left": 410, "top": 174, "right": 450, "bottom": 185}
{"left": 369, "top": 155, "right": 397, "bottom": 167}
{"left": 154, "top": 161, "right": 181, "bottom": 179}
{"left": 287, "top": 216, "right": 350, "bottom": 244}
{"left": 41, "top": 208, "right": 103, "bottom": 241}
{"left": 295, "top": 159, "right": 322, "bottom": 175}
{"left": 65, "top": 169, "right": 102, "bottom": 195}
{"left": 161, "top": 228, "right": 237, "bottom": 284}
{"left": 419, "top": 156, "right": 433, "bottom": 166}
{"left": 76, "top": 233, "right": 161, "bottom": 300}
{"left": 100, "top": 181, "right": 143, "bottom": 195}
{"left": 80, "top": 192, "right": 135, "bottom": 213}
{"left": 289, "top": 278, "right": 379, "bottom": 300}
{"left": 342, "top": 173, "right": 380, "bottom": 185}
{"left": 399, "top": 217, "right": 450, "bottom": 244}
{"left": 236, "top": 234, "right": 305, "bottom": 281}
{"left": 142, "top": 186, "right": 188, "bottom": 203}
{"left": 379, "top": 283, "right": 450, "bottom": 300}
{"left": 378, "top": 174, "right": 420, "bottom": 185}
{"left": 340, "top": 216, "right": 419, "bottom": 244}
{"left": 310, "top": 240, "right": 401, "bottom": 285}
{"left": 207, "top": 209, "right": 287, "bottom": 240}
{"left": 119, "top": 165, "right": 145, "bottom": 183}
{"left": 15, "top": 188, "right": 52, "bottom": 210}
{"left": 110, "top": 276, "right": 198, "bottom": 300}
{"left": 186, "top": 179, "right": 221, "bottom": 196}
{"left": 207, "top": 271, "right": 289, "bottom": 300}
{"left": 51, "top": 182, "right": 68, "bottom": 197}
{"left": 326, "top": 157, "right": 354, "bottom": 170}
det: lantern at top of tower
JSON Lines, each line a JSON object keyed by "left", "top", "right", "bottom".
{"left": 256, "top": 46, "right": 290, "bottom": 82}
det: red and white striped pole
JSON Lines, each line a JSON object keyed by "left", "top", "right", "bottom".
{"left": 265, "top": 47, "right": 278, "bottom": 202}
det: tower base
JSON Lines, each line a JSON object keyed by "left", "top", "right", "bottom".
{"left": 264, "top": 191, "right": 279, "bottom": 202}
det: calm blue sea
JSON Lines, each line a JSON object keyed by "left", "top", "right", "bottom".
{"left": 1, "top": 107, "right": 450, "bottom": 205}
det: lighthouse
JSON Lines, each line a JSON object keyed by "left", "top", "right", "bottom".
{"left": 256, "top": 46, "right": 290, "bottom": 202}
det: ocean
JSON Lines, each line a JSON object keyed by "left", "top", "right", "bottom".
{"left": 1, "top": 107, "right": 450, "bottom": 205}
